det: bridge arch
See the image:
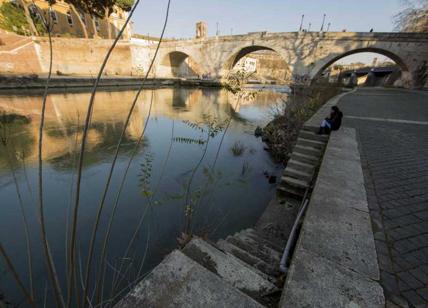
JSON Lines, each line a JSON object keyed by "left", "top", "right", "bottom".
{"left": 158, "top": 51, "right": 202, "bottom": 78}
{"left": 310, "top": 47, "right": 411, "bottom": 86}
{"left": 222, "top": 45, "right": 291, "bottom": 83}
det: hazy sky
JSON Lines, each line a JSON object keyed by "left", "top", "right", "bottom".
{"left": 131, "top": 0, "right": 405, "bottom": 38}
{"left": 130, "top": 0, "right": 407, "bottom": 64}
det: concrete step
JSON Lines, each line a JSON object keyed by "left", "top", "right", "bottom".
{"left": 284, "top": 166, "right": 313, "bottom": 182}
{"left": 226, "top": 233, "right": 282, "bottom": 266}
{"left": 114, "top": 250, "right": 264, "bottom": 308}
{"left": 182, "top": 238, "right": 278, "bottom": 302}
{"left": 299, "top": 130, "right": 329, "bottom": 142}
{"left": 281, "top": 176, "right": 310, "bottom": 189}
{"left": 277, "top": 185, "right": 305, "bottom": 199}
{"left": 290, "top": 151, "right": 320, "bottom": 165}
{"left": 294, "top": 145, "right": 322, "bottom": 157}
{"left": 297, "top": 137, "right": 326, "bottom": 149}
{"left": 217, "top": 239, "right": 280, "bottom": 278}
{"left": 302, "top": 125, "right": 319, "bottom": 133}
{"left": 286, "top": 159, "right": 316, "bottom": 174}
{"left": 239, "top": 229, "right": 284, "bottom": 253}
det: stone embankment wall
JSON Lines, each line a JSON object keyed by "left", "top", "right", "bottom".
{"left": 0, "top": 31, "right": 135, "bottom": 76}
{"left": 35, "top": 37, "right": 134, "bottom": 76}
{"left": 0, "top": 30, "right": 41, "bottom": 74}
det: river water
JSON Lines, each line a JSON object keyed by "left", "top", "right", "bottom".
{"left": 0, "top": 86, "right": 287, "bottom": 305}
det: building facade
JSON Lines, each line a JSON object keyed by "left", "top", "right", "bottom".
{"left": 0, "top": 0, "right": 132, "bottom": 39}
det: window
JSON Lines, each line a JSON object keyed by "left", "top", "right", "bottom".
{"left": 49, "top": 9, "right": 58, "bottom": 24}
{"left": 28, "top": 4, "right": 42, "bottom": 21}
{"left": 66, "top": 10, "right": 73, "bottom": 26}
{"left": 28, "top": 4, "right": 37, "bottom": 15}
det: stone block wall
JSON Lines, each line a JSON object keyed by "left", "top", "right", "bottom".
{"left": 35, "top": 37, "right": 133, "bottom": 76}
{"left": 0, "top": 31, "right": 42, "bottom": 74}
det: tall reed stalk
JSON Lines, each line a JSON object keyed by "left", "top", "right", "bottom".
{"left": 79, "top": 1, "right": 171, "bottom": 306}
{"left": 189, "top": 76, "right": 249, "bottom": 234}
{"left": 1, "top": 145, "right": 34, "bottom": 302}
{"left": 95, "top": 90, "right": 155, "bottom": 302}
{"left": 36, "top": 7, "right": 65, "bottom": 307}
{"left": 65, "top": 3, "right": 143, "bottom": 307}
{"left": 108, "top": 119, "right": 175, "bottom": 297}
{"left": 0, "top": 245, "right": 35, "bottom": 307}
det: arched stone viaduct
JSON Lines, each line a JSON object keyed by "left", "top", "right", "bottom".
{"left": 134, "top": 31, "right": 428, "bottom": 88}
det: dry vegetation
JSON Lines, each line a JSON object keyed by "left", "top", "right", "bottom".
{"left": 262, "top": 84, "right": 342, "bottom": 164}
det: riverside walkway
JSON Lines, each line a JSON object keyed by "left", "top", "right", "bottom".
{"left": 339, "top": 88, "right": 428, "bottom": 307}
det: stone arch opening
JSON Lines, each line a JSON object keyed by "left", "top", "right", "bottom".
{"left": 224, "top": 46, "right": 291, "bottom": 84}
{"left": 311, "top": 47, "right": 410, "bottom": 87}
{"left": 159, "top": 51, "right": 202, "bottom": 78}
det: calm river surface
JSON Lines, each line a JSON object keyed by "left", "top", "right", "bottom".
{"left": 0, "top": 86, "right": 287, "bottom": 305}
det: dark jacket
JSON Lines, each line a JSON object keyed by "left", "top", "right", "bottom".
{"left": 329, "top": 110, "right": 343, "bottom": 131}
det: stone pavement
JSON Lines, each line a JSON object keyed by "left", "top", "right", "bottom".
{"left": 338, "top": 88, "right": 428, "bottom": 307}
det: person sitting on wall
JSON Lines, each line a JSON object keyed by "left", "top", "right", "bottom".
{"left": 318, "top": 106, "right": 343, "bottom": 134}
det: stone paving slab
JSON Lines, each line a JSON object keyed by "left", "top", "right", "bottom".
{"left": 339, "top": 88, "right": 428, "bottom": 307}
{"left": 281, "top": 248, "right": 384, "bottom": 308}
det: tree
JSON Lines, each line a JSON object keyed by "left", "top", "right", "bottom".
{"left": 394, "top": 0, "right": 428, "bottom": 32}
{"left": 68, "top": 0, "right": 136, "bottom": 38}
{"left": 39, "top": 0, "right": 135, "bottom": 39}
{"left": 85, "top": 0, "right": 135, "bottom": 39}
{"left": 115, "top": 0, "right": 135, "bottom": 11}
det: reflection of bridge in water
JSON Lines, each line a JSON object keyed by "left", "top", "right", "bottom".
{"left": 0, "top": 88, "right": 284, "bottom": 170}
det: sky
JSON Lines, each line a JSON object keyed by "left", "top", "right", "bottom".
{"left": 130, "top": 0, "right": 407, "bottom": 64}
{"left": 131, "top": 0, "right": 405, "bottom": 38}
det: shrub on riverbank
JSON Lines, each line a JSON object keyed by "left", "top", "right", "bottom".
{"left": 0, "top": 2, "right": 45, "bottom": 36}
{"left": 262, "top": 84, "right": 342, "bottom": 164}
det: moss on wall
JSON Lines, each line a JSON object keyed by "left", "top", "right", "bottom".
{"left": 0, "top": 2, "right": 30, "bottom": 35}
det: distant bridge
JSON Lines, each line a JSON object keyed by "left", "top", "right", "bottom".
{"left": 137, "top": 31, "right": 428, "bottom": 88}
{"left": 335, "top": 66, "right": 401, "bottom": 87}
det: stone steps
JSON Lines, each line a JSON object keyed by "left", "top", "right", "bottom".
{"left": 294, "top": 144, "right": 323, "bottom": 157}
{"left": 116, "top": 231, "right": 283, "bottom": 308}
{"left": 281, "top": 176, "right": 310, "bottom": 190}
{"left": 217, "top": 239, "right": 280, "bottom": 277}
{"left": 182, "top": 238, "right": 278, "bottom": 304}
{"left": 114, "top": 250, "right": 264, "bottom": 308}
{"left": 226, "top": 233, "right": 282, "bottom": 265}
{"left": 286, "top": 159, "right": 316, "bottom": 174}
{"left": 277, "top": 124, "right": 328, "bottom": 197}
{"left": 290, "top": 151, "right": 320, "bottom": 165}
{"left": 297, "top": 137, "right": 326, "bottom": 149}
{"left": 277, "top": 184, "right": 306, "bottom": 199}
{"left": 299, "top": 129, "right": 329, "bottom": 142}
{"left": 239, "top": 229, "right": 284, "bottom": 253}
{"left": 217, "top": 228, "right": 285, "bottom": 279}
{"left": 283, "top": 166, "right": 313, "bottom": 182}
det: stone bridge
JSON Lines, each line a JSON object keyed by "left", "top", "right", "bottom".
{"left": 136, "top": 32, "right": 428, "bottom": 88}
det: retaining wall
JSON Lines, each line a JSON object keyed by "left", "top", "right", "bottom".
{"left": 279, "top": 127, "right": 385, "bottom": 307}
